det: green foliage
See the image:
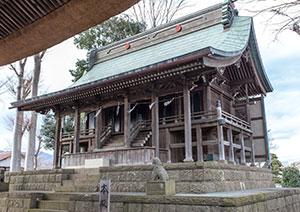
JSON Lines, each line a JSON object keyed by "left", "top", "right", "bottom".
{"left": 282, "top": 166, "right": 300, "bottom": 188}
{"left": 69, "top": 15, "right": 146, "bottom": 82}
{"left": 69, "top": 59, "right": 88, "bottom": 83}
{"left": 63, "top": 114, "right": 74, "bottom": 132}
{"left": 270, "top": 153, "right": 283, "bottom": 184}
{"left": 73, "top": 15, "right": 146, "bottom": 51}
{"left": 40, "top": 111, "right": 56, "bottom": 150}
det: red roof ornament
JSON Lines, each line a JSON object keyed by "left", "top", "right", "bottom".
{"left": 125, "top": 43, "right": 131, "bottom": 50}
{"left": 176, "top": 25, "right": 182, "bottom": 32}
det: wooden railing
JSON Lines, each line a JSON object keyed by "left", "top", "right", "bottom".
{"left": 99, "top": 125, "right": 113, "bottom": 148}
{"left": 129, "top": 120, "right": 143, "bottom": 144}
{"left": 221, "top": 111, "right": 251, "bottom": 130}
{"left": 61, "top": 110, "right": 251, "bottom": 142}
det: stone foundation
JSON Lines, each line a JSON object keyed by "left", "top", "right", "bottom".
{"left": 1, "top": 188, "right": 299, "bottom": 212}
{"left": 0, "top": 192, "right": 43, "bottom": 212}
{"left": 100, "top": 162, "right": 274, "bottom": 193}
{"left": 5, "top": 169, "right": 73, "bottom": 191}
{"left": 5, "top": 162, "right": 274, "bottom": 194}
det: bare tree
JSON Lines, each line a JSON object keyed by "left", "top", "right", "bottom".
{"left": 25, "top": 50, "right": 46, "bottom": 171}
{"left": 243, "top": 0, "right": 300, "bottom": 38}
{"left": 130, "top": 0, "right": 188, "bottom": 28}
{"left": 34, "top": 135, "right": 43, "bottom": 170}
{"left": 9, "top": 59, "right": 31, "bottom": 172}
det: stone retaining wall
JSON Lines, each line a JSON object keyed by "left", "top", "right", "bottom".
{"left": 99, "top": 161, "right": 274, "bottom": 193}
{"left": 0, "top": 192, "right": 43, "bottom": 212}
{"left": 5, "top": 169, "right": 73, "bottom": 191}
{"left": 64, "top": 188, "right": 300, "bottom": 212}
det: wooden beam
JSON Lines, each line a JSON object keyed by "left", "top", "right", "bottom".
{"left": 73, "top": 107, "right": 80, "bottom": 153}
{"left": 53, "top": 111, "right": 61, "bottom": 169}
{"left": 183, "top": 83, "right": 193, "bottom": 162}
{"left": 229, "top": 77, "right": 255, "bottom": 87}
{"left": 196, "top": 125, "right": 203, "bottom": 162}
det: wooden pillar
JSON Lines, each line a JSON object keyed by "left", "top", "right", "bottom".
{"left": 196, "top": 125, "right": 203, "bottom": 162}
{"left": 165, "top": 128, "right": 171, "bottom": 163}
{"left": 250, "top": 135, "right": 256, "bottom": 166}
{"left": 228, "top": 127, "right": 234, "bottom": 163}
{"left": 239, "top": 132, "right": 246, "bottom": 165}
{"left": 217, "top": 124, "right": 225, "bottom": 161}
{"left": 95, "top": 107, "right": 103, "bottom": 149}
{"left": 217, "top": 100, "right": 225, "bottom": 161}
{"left": 183, "top": 83, "right": 193, "bottom": 162}
{"left": 245, "top": 84, "right": 251, "bottom": 123}
{"left": 73, "top": 107, "right": 80, "bottom": 153}
{"left": 151, "top": 92, "right": 159, "bottom": 157}
{"left": 206, "top": 85, "right": 212, "bottom": 111}
{"left": 124, "top": 95, "right": 131, "bottom": 147}
{"left": 53, "top": 111, "right": 61, "bottom": 169}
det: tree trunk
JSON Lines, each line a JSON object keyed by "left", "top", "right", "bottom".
{"left": 10, "top": 60, "right": 26, "bottom": 172}
{"left": 25, "top": 52, "right": 44, "bottom": 171}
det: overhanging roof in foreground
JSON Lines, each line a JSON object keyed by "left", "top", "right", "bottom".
{"left": 0, "top": 0, "right": 139, "bottom": 66}
{"left": 11, "top": 2, "right": 273, "bottom": 112}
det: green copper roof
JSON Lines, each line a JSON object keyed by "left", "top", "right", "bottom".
{"left": 71, "top": 16, "right": 252, "bottom": 88}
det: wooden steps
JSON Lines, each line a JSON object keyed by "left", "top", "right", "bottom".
{"left": 131, "top": 131, "right": 152, "bottom": 147}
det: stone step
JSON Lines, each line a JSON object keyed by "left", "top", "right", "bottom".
{"left": 69, "top": 173, "right": 100, "bottom": 181}
{"left": 63, "top": 179, "right": 99, "bottom": 187}
{"left": 28, "top": 209, "right": 68, "bottom": 212}
{"left": 73, "top": 168, "right": 99, "bottom": 175}
{"left": 55, "top": 185, "right": 97, "bottom": 192}
{"left": 44, "top": 193, "right": 72, "bottom": 201}
{"left": 37, "top": 200, "right": 69, "bottom": 210}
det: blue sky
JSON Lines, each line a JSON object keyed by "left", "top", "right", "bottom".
{"left": 0, "top": 0, "right": 299, "bottom": 165}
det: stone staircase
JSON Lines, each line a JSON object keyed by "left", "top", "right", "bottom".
{"left": 131, "top": 131, "right": 152, "bottom": 147}
{"left": 28, "top": 193, "right": 72, "bottom": 212}
{"left": 55, "top": 168, "right": 100, "bottom": 193}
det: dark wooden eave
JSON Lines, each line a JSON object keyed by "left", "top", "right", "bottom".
{"left": 11, "top": 51, "right": 211, "bottom": 112}
{"left": 0, "top": 0, "right": 139, "bottom": 66}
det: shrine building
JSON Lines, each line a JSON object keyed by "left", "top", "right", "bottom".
{"left": 11, "top": 1, "right": 273, "bottom": 169}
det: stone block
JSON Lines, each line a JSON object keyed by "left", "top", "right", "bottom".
{"left": 167, "top": 170, "right": 180, "bottom": 181}
{"left": 193, "top": 170, "right": 204, "bottom": 181}
{"left": 127, "top": 203, "right": 142, "bottom": 212}
{"left": 180, "top": 170, "right": 193, "bottom": 182}
{"left": 175, "top": 182, "right": 190, "bottom": 194}
{"left": 164, "top": 204, "right": 176, "bottom": 212}
{"left": 176, "top": 205, "right": 192, "bottom": 212}
{"left": 143, "top": 204, "right": 159, "bottom": 212}
{"left": 192, "top": 205, "right": 212, "bottom": 212}
{"left": 146, "top": 180, "right": 175, "bottom": 195}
